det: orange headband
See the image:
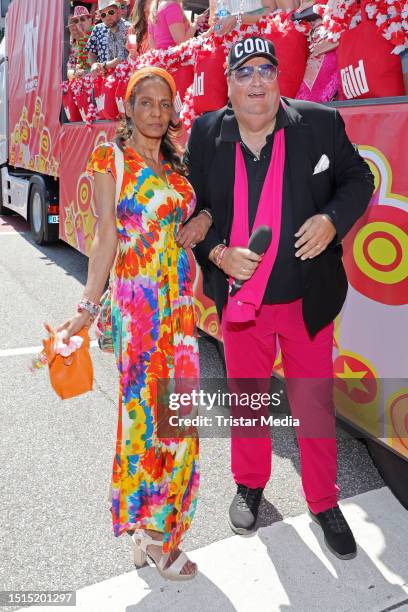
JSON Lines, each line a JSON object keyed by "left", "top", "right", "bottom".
{"left": 125, "top": 67, "right": 177, "bottom": 103}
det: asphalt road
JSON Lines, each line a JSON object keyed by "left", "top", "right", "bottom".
{"left": 0, "top": 215, "right": 386, "bottom": 611}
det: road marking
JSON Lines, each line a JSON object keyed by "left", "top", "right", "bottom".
{"left": 23, "top": 487, "right": 408, "bottom": 612}
{"left": 0, "top": 340, "right": 99, "bottom": 357}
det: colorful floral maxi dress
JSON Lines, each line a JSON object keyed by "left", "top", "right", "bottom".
{"left": 88, "top": 143, "right": 200, "bottom": 553}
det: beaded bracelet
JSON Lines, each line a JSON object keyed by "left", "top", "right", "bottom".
{"left": 77, "top": 297, "right": 100, "bottom": 319}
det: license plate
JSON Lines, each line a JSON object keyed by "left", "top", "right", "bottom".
{"left": 48, "top": 215, "right": 59, "bottom": 224}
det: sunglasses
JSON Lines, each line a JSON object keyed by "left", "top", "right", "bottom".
{"left": 69, "top": 16, "right": 90, "bottom": 24}
{"left": 100, "top": 8, "right": 117, "bottom": 18}
{"left": 230, "top": 63, "right": 278, "bottom": 84}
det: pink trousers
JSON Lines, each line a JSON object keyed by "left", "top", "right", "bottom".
{"left": 221, "top": 299, "right": 339, "bottom": 514}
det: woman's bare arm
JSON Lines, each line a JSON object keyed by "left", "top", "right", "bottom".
{"left": 57, "top": 171, "right": 118, "bottom": 340}
{"left": 82, "top": 171, "right": 118, "bottom": 302}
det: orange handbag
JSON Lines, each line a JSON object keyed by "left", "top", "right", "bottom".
{"left": 42, "top": 327, "right": 93, "bottom": 400}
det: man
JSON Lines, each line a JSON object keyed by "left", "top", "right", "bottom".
{"left": 184, "top": 37, "right": 374, "bottom": 560}
{"left": 68, "top": 6, "right": 94, "bottom": 75}
{"left": 119, "top": 1, "right": 131, "bottom": 20}
{"left": 86, "top": 0, "right": 130, "bottom": 75}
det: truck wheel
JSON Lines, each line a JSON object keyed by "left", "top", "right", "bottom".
{"left": 29, "top": 182, "right": 58, "bottom": 245}
{"left": 366, "top": 439, "right": 408, "bottom": 510}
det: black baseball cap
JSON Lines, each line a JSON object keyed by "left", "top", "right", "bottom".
{"left": 228, "top": 37, "right": 278, "bottom": 72}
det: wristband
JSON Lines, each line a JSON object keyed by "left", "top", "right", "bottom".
{"left": 216, "top": 245, "right": 227, "bottom": 269}
{"left": 211, "top": 244, "right": 227, "bottom": 269}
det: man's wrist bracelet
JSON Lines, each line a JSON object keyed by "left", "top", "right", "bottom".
{"left": 211, "top": 244, "right": 227, "bottom": 269}
{"left": 216, "top": 246, "right": 227, "bottom": 268}
{"left": 198, "top": 209, "right": 212, "bottom": 222}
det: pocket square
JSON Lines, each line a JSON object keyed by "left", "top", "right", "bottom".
{"left": 313, "top": 154, "right": 330, "bottom": 175}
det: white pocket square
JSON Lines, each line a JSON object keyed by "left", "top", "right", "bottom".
{"left": 313, "top": 154, "right": 330, "bottom": 175}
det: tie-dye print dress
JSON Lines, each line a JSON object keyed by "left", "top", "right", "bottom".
{"left": 87, "top": 142, "right": 199, "bottom": 553}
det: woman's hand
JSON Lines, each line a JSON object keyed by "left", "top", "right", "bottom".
{"left": 176, "top": 214, "right": 212, "bottom": 248}
{"left": 310, "top": 36, "right": 339, "bottom": 57}
{"left": 56, "top": 311, "right": 94, "bottom": 345}
{"left": 195, "top": 8, "right": 209, "bottom": 26}
{"left": 214, "top": 14, "right": 237, "bottom": 36}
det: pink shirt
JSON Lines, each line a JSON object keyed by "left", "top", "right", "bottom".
{"left": 148, "top": 2, "right": 188, "bottom": 50}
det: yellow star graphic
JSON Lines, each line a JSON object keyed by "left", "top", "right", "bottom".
{"left": 336, "top": 361, "right": 369, "bottom": 394}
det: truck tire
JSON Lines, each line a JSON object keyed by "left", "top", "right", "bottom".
{"left": 366, "top": 439, "right": 408, "bottom": 510}
{"left": 29, "top": 181, "right": 59, "bottom": 245}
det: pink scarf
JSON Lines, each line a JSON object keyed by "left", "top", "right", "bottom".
{"left": 224, "top": 127, "right": 285, "bottom": 323}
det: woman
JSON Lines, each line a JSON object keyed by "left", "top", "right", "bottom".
{"left": 148, "top": 0, "right": 209, "bottom": 49}
{"left": 58, "top": 67, "right": 212, "bottom": 579}
{"left": 295, "top": 1, "right": 339, "bottom": 102}
{"left": 127, "top": 0, "right": 152, "bottom": 58}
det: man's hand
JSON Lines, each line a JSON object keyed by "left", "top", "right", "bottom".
{"left": 106, "top": 58, "right": 121, "bottom": 70}
{"left": 218, "top": 247, "right": 261, "bottom": 280}
{"left": 176, "top": 214, "right": 212, "bottom": 248}
{"left": 90, "top": 62, "right": 104, "bottom": 76}
{"left": 75, "top": 66, "right": 85, "bottom": 78}
{"left": 294, "top": 214, "right": 336, "bottom": 260}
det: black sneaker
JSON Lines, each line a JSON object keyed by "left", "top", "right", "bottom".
{"left": 309, "top": 505, "right": 357, "bottom": 560}
{"left": 228, "top": 484, "right": 263, "bottom": 534}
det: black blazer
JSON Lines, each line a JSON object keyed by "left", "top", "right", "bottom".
{"left": 184, "top": 98, "right": 375, "bottom": 337}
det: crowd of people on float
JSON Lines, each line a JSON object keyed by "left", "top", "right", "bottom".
{"left": 67, "top": 0, "right": 408, "bottom": 109}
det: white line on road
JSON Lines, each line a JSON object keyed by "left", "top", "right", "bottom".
{"left": 0, "top": 340, "right": 99, "bottom": 357}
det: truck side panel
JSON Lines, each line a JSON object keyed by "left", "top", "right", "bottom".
{"left": 0, "top": 41, "right": 7, "bottom": 166}
{"left": 6, "top": 0, "right": 64, "bottom": 177}
{"left": 59, "top": 122, "right": 116, "bottom": 255}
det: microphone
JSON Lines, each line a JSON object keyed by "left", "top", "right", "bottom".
{"left": 229, "top": 225, "right": 272, "bottom": 297}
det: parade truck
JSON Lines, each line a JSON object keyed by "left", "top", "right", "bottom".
{"left": 1, "top": 0, "right": 408, "bottom": 507}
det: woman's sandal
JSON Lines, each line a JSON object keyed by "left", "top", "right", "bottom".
{"left": 131, "top": 529, "right": 198, "bottom": 581}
